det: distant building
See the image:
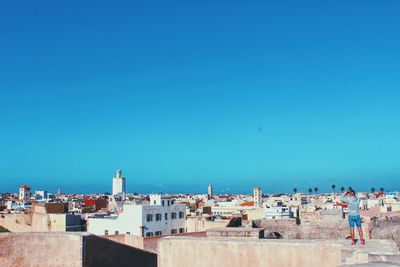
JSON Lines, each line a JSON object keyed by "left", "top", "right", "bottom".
{"left": 264, "top": 205, "right": 293, "bottom": 219}
{"left": 88, "top": 194, "right": 186, "bottom": 237}
{"left": 31, "top": 203, "right": 83, "bottom": 232}
{"left": 35, "top": 190, "right": 48, "bottom": 202}
{"left": 253, "top": 187, "right": 262, "bottom": 206}
{"left": 19, "top": 185, "right": 31, "bottom": 203}
{"left": 112, "top": 169, "right": 126, "bottom": 200}
{"left": 207, "top": 183, "right": 213, "bottom": 199}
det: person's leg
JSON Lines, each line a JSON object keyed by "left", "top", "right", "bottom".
{"left": 356, "top": 216, "right": 365, "bottom": 244}
{"left": 348, "top": 216, "right": 356, "bottom": 245}
{"left": 350, "top": 228, "right": 355, "bottom": 245}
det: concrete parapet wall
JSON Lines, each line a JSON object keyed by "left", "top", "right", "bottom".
{"left": 0, "top": 214, "right": 32, "bottom": 232}
{"left": 102, "top": 231, "right": 207, "bottom": 253}
{"left": 158, "top": 237, "right": 400, "bottom": 267}
{"left": 0, "top": 232, "right": 83, "bottom": 267}
{"left": 159, "top": 237, "right": 343, "bottom": 267}
{"left": 0, "top": 232, "right": 157, "bottom": 267}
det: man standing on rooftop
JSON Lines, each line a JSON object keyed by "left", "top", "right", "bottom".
{"left": 341, "top": 190, "right": 365, "bottom": 245}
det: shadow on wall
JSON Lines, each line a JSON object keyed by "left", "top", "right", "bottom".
{"left": 83, "top": 235, "right": 157, "bottom": 267}
{"left": 266, "top": 232, "right": 283, "bottom": 239}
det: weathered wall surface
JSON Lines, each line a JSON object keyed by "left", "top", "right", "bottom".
{"left": 83, "top": 235, "right": 157, "bottom": 267}
{"left": 0, "top": 232, "right": 158, "bottom": 267}
{"left": 158, "top": 237, "right": 400, "bottom": 267}
{"left": 102, "top": 231, "right": 207, "bottom": 253}
{"left": 253, "top": 218, "right": 349, "bottom": 239}
{"left": 159, "top": 237, "right": 344, "bottom": 267}
{"left": 0, "top": 214, "right": 32, "bottom": 232}
{"left": 186, "top": 216, "right": 228, "bottom": 232}
{"left": 370, "top": 216, "right": 400, "bottom": 248}
{"left": 0, "top": 232, "right": 83, "bottom": 267}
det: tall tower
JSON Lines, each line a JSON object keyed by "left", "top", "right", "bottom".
{"left": 253, "top": 186, "right": 262, "bottom": 206}
{"left": 112, "top": 169, "right": 126, "bottom": 200}
{"left": 19, "top": 185, "right": 31, "bottom": 203}
{"left": 207, "top": 183, "right": 213, "bottom": 199}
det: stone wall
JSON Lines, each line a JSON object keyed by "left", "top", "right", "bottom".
{"left": 102, "top": 231, "right": 207, "bottom": 253}
{"left": 0, "top": 232, "right": 157, "bottom": 267}
{"left": 253, "top": 218, "right": 349, "bottom": 239}
{"left": 0, "top": 214, "right": 32, "bottom": 232}
{"left": 0, "top": 232, "right": 83, "bottom": 267}
{"left": 186, "top": 216, "right": 229, "bottom": 232}
{"left": 370, "top": 216, "right": 400, "bottom": 248}
{"left": 158, "top": 237, "right": 400, "bottom": 267}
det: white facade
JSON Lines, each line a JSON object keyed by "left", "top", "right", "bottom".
{"left": 112, "top": 169, "right": 126, "bottom": 200}
{"left": 35, "top": 190, "right": 48, "bottom": 202}
{"left": 19, "top": 185, "right": 31, "bottom": 203}
{"left": 264, "top": 205, "right": 292, "bottom": 219}
{"left": 88, "top": 195, "right": 186, "bottom": 237}
{"left": 253, "top": 187, "right": 262, "bottom": 206}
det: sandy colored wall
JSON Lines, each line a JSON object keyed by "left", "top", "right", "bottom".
{"left": 0, "top": 232, "right": 158, "bottom": 267}
{"left": 0, "top": 214, "right": 32, "bottom": 232}
{"left": 186, "top": 217, "right": 229, "bottom": 232}
{"left": 158, "top": 237, "right": 344, "bottom": 267}
{"left": 0, "top": 232, "right": 83, "bottom": 267}
{"left": 253, "top": 218, "right": 349, "bottom": 239}
{"left": 102, "top": 231, "right": 207, "bottom": 253}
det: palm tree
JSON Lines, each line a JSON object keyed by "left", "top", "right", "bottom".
{"left": 340, "top": 186, "right": 345, "bottom": 193}
{"left": 314, "top": 187, "right": 318, "bottom": 194}
{"left": 293, "top": 188, "right": 298, "bottom": 194}
{"left": 331, "top": 184, "right": 336, "bottom": 193}
{"left": 380, "top": 187, "right": 385, "bottom": 193}
{"left": 348, "top": 186, "right": 353, "bottom": 192}
{"left": 371, "top": 187, "right": 376, "bottom": 194}
{"left": 308, "top": 188, "right": 313, "bottom": 194}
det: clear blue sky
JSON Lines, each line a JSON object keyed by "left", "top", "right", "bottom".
{"left": 1, "top": 1, "right": 399, "bottom": 194}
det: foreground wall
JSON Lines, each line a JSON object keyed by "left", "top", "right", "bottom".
{"left": 0, "top": 232, "right": 157, "bottom": 267}
{"left": 0, "top": 232, "right": 83, "bottom": 267}
{"left": 159, "top": 237, "right": 342, "bottom": 267}
{"left": 158, "top": 237, "right": 400, "bottom": 267}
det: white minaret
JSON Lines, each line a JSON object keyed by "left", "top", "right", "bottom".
{"left": 207, "top": 183, "right": 213, "bottom": 199}
{"left": 112, "top": 169, "right": 126, "bottom": 200}
{"left": 253, "top": 186, "right": 262, "bottom": 206}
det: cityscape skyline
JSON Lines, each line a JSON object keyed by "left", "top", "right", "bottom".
{"left": 0, "top": 168, "right": 396, "bottom": 195}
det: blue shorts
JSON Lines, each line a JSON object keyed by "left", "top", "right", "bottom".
{"left": 348, "top": 215, "right": 362, "bottom": 228}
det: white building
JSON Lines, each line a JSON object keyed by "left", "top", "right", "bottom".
{"left": 19, "top": 185, "right": 31, "bottom": 203}
{"left": 87, "top": 195, "right": 186, "bottom": 237}
{"left": 112, "top": 169, "right": 126, "bottom": 200}
{"left": 253, "top": 187, "right": 262, "bottom": 207}
{"left": 35, "top": 190, "right": 48, "bottom": 202}
{"left": 264, "top": 205, "right": 295, "bottom": 219}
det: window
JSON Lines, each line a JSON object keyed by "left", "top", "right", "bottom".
{"left": 171, "top": 229, "right": 177, "bottom": 234}
{"left": 179, "top": 211, "right": 184, "bottom": 219}
{"left": 115, "top": 230, "right": 119, "bottom": 235}
{"left": 104, "top": 230, "right": 108, "bottom": 235}
{"left": 126, "top": 232, "right": 130, "bottom": 234}
{"left": 153, "top": 200, "right": 156, "bottom": 205}
{"left": 146, "top": 232, "right": 153, "bottom": 237}
{"left": 162, "top": 200, "right": 164, "bottom": 206}
{"left": 165, "top": 213, "right": 168, "bottom": 220}
{"left": 167, "top": 200, "right": 170, "bottom": 206}
{"left": 179, "top": 228, "right": 184, "bottom": 233}
{"left": 156, "top": 213, "right": 162, "bottom": 221}
{"left": 171, "top": 212, "right": 177, "bottom": 219}
{"left": 146, "top": 214, "right": 153, "bottom": 222}
{"left": 155, "top": 231, "right": 162, "bottom": 236}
